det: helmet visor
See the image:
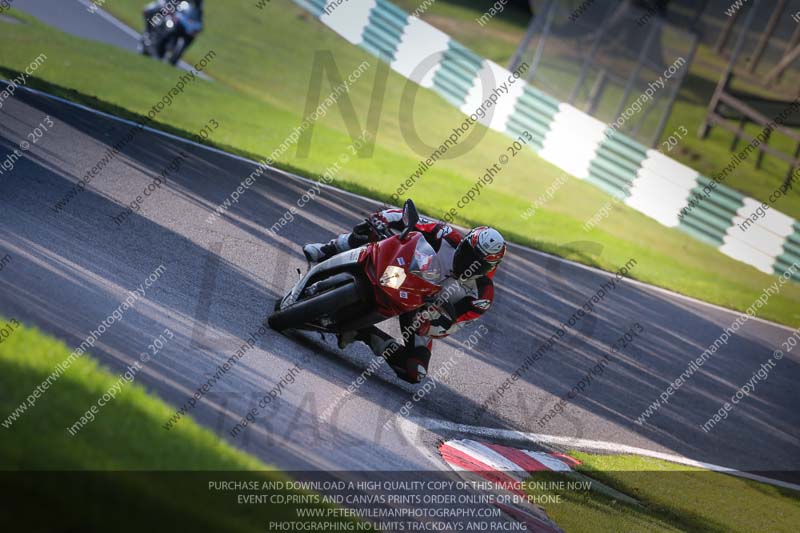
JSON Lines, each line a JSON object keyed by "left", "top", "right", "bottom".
{"left": 454, "top": 244, "right": 493, "bottom": 280}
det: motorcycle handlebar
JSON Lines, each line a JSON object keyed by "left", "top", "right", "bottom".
{"left": 364, "top": 217, "right": 392, "bottom": 240}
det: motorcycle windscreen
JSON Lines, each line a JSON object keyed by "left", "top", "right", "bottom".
{"left": 176, "top": 4, "right": 203, "bottom": 34}
{"left": 407, "top": 237, "right": 446, "bottom": 286}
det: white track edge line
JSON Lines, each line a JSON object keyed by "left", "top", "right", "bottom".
{"left": 411, "top": 416, "right": 800, "bottom": 492}
{"left": 75, "top": 0, "right": 142, "bottom": 39}
{"left": 2, "top": 79, "right": 794, "bottom": 332}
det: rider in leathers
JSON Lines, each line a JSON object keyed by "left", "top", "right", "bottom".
{"left": 141, "top": 0, "right": 203, "bottom": 57}
{"left": 303, "top": 207, "right": 506, "bottom": 383}
{"left": 143, "top": 0, "right": 204, "bottom": 26}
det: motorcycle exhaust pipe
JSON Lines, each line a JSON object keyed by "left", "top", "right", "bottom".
{"left": 303, "top": 273, "right": 355, "bottom": 297}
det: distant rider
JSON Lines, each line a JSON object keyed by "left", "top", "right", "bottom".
{"left": 141, "top": 0, "right": 204, "bottom": 56}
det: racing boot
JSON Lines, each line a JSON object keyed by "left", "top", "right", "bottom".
{"left": 302, "top": 233, "right": 351, "bottom": 263}
{"left": 336, "top": 330, "right": 357, "bottom": 349}
{"left": 357, "top": 327, "right": 428, "bottom": 384}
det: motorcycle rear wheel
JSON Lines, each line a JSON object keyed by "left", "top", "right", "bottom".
{"left": 267, "top": 281, "right": 362, "bottom": 332}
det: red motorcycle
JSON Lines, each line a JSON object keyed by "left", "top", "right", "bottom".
{"left": 268, "top": 200, "right": 446, "bottom": 333}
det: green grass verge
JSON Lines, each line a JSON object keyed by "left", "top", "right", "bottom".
{"left": 1, "top": 4, "right": 799, "bottom": 326}
{"left": 395, "top": 0, "right": 800, "bottom": 219}
{"left": 527, "top": 452, "right": 800, "bottom": 532}
{"left": 0, "top": 318, "right": 363, "bottom": 531}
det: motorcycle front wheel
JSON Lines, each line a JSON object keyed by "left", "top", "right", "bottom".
{"left": 166, "top": 36, "right": 187, "bottom": 65}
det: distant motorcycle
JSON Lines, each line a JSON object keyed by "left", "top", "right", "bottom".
{"left": 140, "top": 1, "right": 203, "bottom": 65}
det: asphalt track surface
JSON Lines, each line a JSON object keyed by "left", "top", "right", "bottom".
{"left": 2, "top": 85, "right": 800, "bottom": 481}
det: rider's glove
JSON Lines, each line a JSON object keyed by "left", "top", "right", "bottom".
{"left": 369, "top": 215, "right": 388, "bottom": 236}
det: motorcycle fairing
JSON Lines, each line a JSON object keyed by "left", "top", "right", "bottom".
{"left": 282, "top": 246, "right": 365, "bottom": 308}
{"left": 176, "top": 5, "right": 203, "bottom": 35}
{"left": 362, "top": 232, "right": 444, "bottom": 317}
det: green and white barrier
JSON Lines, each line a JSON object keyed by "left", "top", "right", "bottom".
{"left": 293, "top": 0, "right": 800, "bottom": 281}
